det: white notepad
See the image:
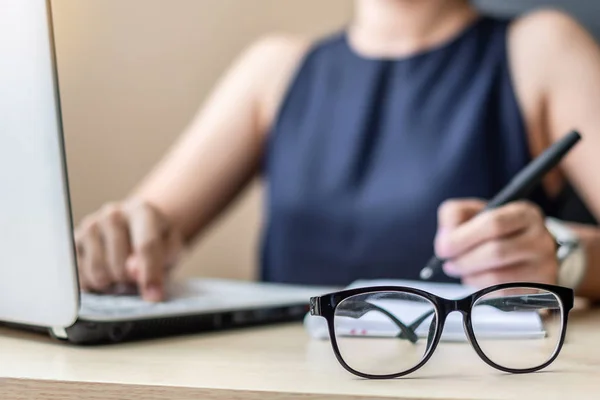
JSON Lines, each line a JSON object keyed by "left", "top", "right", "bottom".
{"left": 304, "top": 279, "right": 545, "bottom": 342}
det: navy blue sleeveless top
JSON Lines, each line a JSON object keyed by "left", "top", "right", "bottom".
{"left": 260, "top": 16, "right": 556, "bottom": 286}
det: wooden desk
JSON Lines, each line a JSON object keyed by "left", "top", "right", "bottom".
{"left": 1, "top": 308, "right": 599, "bottom": 400}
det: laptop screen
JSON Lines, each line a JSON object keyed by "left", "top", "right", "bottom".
{"left": 0, "top": 0, "right": 80, "bottom": 328}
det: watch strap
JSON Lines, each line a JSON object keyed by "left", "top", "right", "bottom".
{"left": 545, "top": 217, "right": 586, "bottom": 289}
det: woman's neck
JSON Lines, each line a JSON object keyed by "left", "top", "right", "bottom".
{"left": 350, "top": 0, "right": 479, "bottom": 57}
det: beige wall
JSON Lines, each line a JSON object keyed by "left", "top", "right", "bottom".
{"left": 50, "top": 0, "right": 353, "bottom": 281}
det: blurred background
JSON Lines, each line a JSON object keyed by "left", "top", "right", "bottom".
{"left": 50, "top": 0, "right": 599, "bottom": 282}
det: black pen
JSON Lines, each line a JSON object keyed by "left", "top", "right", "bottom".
{"left": 419, "top": 130, "right": 582, "bottom": 280}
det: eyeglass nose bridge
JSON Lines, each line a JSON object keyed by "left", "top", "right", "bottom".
{"left": 442, "top": 297, "right": 473, "bottom": 315}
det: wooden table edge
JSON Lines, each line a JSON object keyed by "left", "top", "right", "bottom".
{"left": 0, "top": 378, "right": 448, "bottom": 400}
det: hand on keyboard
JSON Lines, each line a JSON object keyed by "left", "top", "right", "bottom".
{"left": 74, "top": 198, "right": 183, "bottom": 302}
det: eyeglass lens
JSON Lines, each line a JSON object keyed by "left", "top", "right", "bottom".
{"left": 471, "top": 287, "right": 563, "bottom": 370}
{"left": 333, "top": 291, "right": 438, "bottom": 376}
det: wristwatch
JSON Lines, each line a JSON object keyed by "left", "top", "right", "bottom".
{"left": 545, "top": 217, "right": 587, "bottom": 290}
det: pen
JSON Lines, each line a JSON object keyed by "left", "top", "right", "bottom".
{"left": 419, "top": 130, "right": 582, "bottom": 280}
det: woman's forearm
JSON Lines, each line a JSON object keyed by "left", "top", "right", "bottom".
{"left": 129, "top": 36, "right": 308, "bottom": 244}
{"left": 567, "top": 222, "right": 600, "bottom": 302}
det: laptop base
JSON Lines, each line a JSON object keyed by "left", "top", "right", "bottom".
{"left": 0, "top": 303, "right": 308, "bottom": 345}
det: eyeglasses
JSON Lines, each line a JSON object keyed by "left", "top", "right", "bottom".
{"left": 309, "top": 282, "right": 574, "bottom": 379}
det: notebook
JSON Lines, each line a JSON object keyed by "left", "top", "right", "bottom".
{"left": 304, "top": 279, "right": 546, "bottom": 341}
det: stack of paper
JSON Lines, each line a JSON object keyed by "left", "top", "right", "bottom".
{"left": 304, "top": 279, "right": 545, "bottom": 342}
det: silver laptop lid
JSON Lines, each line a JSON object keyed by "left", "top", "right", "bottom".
{"left": 0, "top": 0, "right": 79, "bottom": 327}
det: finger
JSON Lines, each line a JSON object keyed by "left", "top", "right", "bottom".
{"left": 74, "top": 231, "right": 89, "bottom": 291}
{"left": 462, "top": 260, "right": 557, "bottom": 289}
{"left": 75, "top": 243, "right": 91, "bottom": 292}
{"left": 77, "top": 263, "right": 92, "bottom": 293}
{"left": 127, "top": 203, "right": 167, "bottom": 302}
{"left": 99, "top": 204, "right": 132, "bottom": 283}
{"left": 436, "top": 201, "right": 540, "bottom": 259}
{"left": 126, "top": 231, "right": 176, "bottom": 282}
{"left": 443, "top": 229, "right": 539, "bottom": 277}
{"left": 126, "top": 228, "right": 180, "bottom": 285}
{"left": 437, "top": 198, "right": 487, "bottom": 230}
{"left": 81, "top": 223, "right": 112, "bottom": 292}
{"left": 75, "top": 223, "right": 96, "bottom": 292}
{"left": 126, "top": 254, "right": 140, "bottom": 282}
{"left": 78, "top": 273, "right": 91, "bottom": 292}
{"left": 462, "top": 264, "right": 527, "bottom": 288}
{"left": 164, "top": 228, "right": 183, "bottom": 274}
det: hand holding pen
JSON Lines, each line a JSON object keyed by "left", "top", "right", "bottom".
{"left": 420, "top": 131, "right": 581, "bottom": 286}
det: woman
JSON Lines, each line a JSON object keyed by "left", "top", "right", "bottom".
{"left": 75, "top": 0, "right": 600, "bottom": 303}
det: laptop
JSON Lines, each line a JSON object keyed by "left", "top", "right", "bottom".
{"left": 0, "top": 0, "right": 333, "bottom": 345}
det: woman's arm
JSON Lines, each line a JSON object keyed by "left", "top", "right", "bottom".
{"left": 130, "top": 35, "right": 309, "bottom": 243}
{"left": 512, "top": 10, "right": 600, "bottom": 300}
{"left": 74, "top": 35, "right": 309, "bottom": 299}
{"left": 434, "top": 11, "right": 600, "bottom": 302}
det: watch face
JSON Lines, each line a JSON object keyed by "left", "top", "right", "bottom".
{"left": 557, "top": 242, "right": 578, "bottom": 261}
{"left": 558, "top": 247, "right": 586, "bottom": 289}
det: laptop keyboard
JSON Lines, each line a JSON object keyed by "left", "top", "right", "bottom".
{"left": 78, "top": 278, "right": 326, "bottom": 321}
{"left": 80, "top": 291, "right": 201, "bottom": 317}
{"left": 79, "top": 282, "right": 242, "bottom": 319}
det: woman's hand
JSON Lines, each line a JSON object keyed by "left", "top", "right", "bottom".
{"left": 74, "top": 199, "right": 183, "bottom": 302}
{"left": 434, "top": 199, "right": 558, "bottom": 287}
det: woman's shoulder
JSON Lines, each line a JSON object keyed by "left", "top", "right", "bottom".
{"left": 237, "top": 33, "right": 319, "bottom": 134}
{"left": 507, "top": 8, "right": 597, "bottom": 62}
{"left": 231, "top": 33, "right": 312, "bottom": 95}
{"left": 243, "top": 33, "right": 312, "bottom": 62}
{"left": 504, "top": 9, "right": 600, "bottom": 194}
{"left": 510, "top": 8, "right": 588, "bottom": 36}
{"left": 505, "top": 8, "right": 599, "bottom": 112}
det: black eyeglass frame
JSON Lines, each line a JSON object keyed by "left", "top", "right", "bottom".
{"left": 309, "top": 282, "right": 574, "bottom": 379}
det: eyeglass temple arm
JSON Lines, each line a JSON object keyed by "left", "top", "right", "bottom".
{"left": 476, "top": 293, "right": 561, "bottom": 312}
{"left": 408, "top": 309, "right": 436, "bottom": 331}
{"left": 329, "top": 300, "right": 420, "bottom": 343}
{"left": 407, "top": 293, "right": 560, "bottom": 332}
